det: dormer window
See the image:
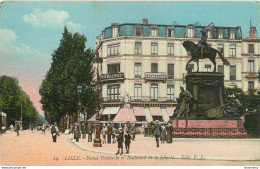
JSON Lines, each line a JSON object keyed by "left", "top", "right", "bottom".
{"left": 186, "top": 26, "right": 195, "bottom": 38}
{"left": 207, "top": 30, "right": 212, "bottom": 39}
{"left": 112, "top": 27, "right": 118, "bottom": 38}
{"left": 167, "top": 27, "right": 174, "bottom": 37}
{"left": 218, "top": 29, "right": 223, "bottom": 39}
{"left": 134, "top": 25, "right": 142, "bottom": 36}
{"left": 230, "top": 29, "right": 235, "bottom": 40}
{"left": 150, "top": 26, "right": 158, "bottom": 37}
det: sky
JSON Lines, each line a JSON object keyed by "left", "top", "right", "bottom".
{"left": 0, "top": 1, "right": 259, "bottom": 116}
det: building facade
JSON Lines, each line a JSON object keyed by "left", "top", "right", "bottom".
{"left": 93, "top": 19, "right": 259, "bottom": 125}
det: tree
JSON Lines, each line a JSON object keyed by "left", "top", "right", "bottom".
{"left": 39, "top": 27, "right": 97, "bottom": 125}
{"left": 0, "top": 75, "right": 38, "bottom": 128}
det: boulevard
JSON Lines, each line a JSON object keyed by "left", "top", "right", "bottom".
{"left": 0, "top": 129, "right": 259, "bottom": 166}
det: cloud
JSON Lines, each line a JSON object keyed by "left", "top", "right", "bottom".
{"left": 22, "top": 8, "right": 85, "bottom": 32}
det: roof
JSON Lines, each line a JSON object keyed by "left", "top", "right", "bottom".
{"left": 101, "top": 107, "right": 120, "bottom": 115}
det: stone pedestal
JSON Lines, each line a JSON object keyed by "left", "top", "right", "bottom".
{"left": 186, "top": 72, "right": 224, "bottom": 117}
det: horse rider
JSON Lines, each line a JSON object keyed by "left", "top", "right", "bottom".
{"left": 198, "top": 30, "right": 207, "bottom": 58}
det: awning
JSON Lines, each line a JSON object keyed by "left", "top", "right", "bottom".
{"left": 88, "top": 114, "right": 96, "bottom": 122}
{"left": 101, "top": 107, "right": 120, "bottom": 115}
{"left": 166, "top": 107, "right": 176, "bottom": 117}
{"left": 161, "top": 108, "right": 170, "bottom": 122}
{"left": 144, "top": 107, "right": 153, "bottom": 123}
{"left": 133, "top": 107, "right": 145, "bottom": 116}
{"left": 113, "top": 108, "right": 136, "bottom": 122}
{"left": 149, "top": 107, "right": 162, "bottom": 116}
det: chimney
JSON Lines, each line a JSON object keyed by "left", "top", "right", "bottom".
{"left": 249, "top": 26, "right": 257, "bottom": 38}
{"left": 142, "top": 19, "right": 148, "bottom": 24}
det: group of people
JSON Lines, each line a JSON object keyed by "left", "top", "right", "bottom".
{"left": 69, "top": 122, "right": 93, "bottom": 142}
{"left": 153, "top": 120, "right": 173, "bottom": 147}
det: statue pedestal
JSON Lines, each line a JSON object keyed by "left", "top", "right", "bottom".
{"left": 186, "top": 72, "right": 225, "bottom": 118}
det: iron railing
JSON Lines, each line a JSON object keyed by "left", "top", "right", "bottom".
{"left": 101, "top": 72, "right": 124, "bottom": 82}
{"left": 102, "top": 97, "right": 124, "bottom": 103}
{"left": 144, "top": 72, "right": 167, "bottom": 80}
{"left": 173, "top": 128, "right": 247, "bottom": 136}
{"left": 130, "top": 96, "right": 176, "bottom": 102}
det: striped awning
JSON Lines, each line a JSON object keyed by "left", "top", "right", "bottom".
{"left": 101, "top": 107, "right": 120, "bottom": 115}
{"left": 133, "top": 107, "right": 145, "bottom": 116}
{"left": 149, "top": 107, "right": 162, "bottom": 116}
{"left": 113, "top": 108, "right": 136, "bottom": 122}
{"left": 88, "top": 114, "right": 96, "bottom": 122}
{"left": 166, "top": 107, "right": 176, "bottom": 117}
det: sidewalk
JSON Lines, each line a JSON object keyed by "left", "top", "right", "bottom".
{"left": 69, "top": 134, "right": 260, "bottom": 162}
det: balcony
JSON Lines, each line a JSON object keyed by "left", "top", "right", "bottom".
{"left": 102, "top": 97, "right": 124, "bottom": 103}
{"left": 130, "top": 96, "right": 176, "bottom": 103}
{"left": 101, "top": 72, "right": 124, "bottom": 82}
{"left": 144, "top": 72, "right": 167, "bottom": 81}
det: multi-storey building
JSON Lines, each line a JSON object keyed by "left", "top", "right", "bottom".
{"left": 93, "top": 19, "right": 259, "bottom": 125}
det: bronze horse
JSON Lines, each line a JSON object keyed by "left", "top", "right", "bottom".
{"left": 182, "top": 41, "right": 230, "bottom": 72}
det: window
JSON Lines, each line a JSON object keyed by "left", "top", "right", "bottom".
{"left": 248, "top": 81, "right": 254, "bottom": 90}
{"left": 218, "top": 65, "right": 224, "bottom": 74}
{"left": 187, "top": 28, "right": 194, "bottom": 38}
{"left": 135, "top": 42, "right": 142, "bottom": 55}
{"left": 248, "top": 44, "right": 254, "bottom": 54}
{"left": 134, "top": 63, "right": 142, "bottom": 78}
{"left": 248, "top": 60, "right": 254, "bottom": 72}
{"left": 229, "top": 45, "right": 236, "bottom": 58}
{"left": 230, "top": 30, "right": 235, "bottom": 40}
{"left": 107, "top": 44, "right": 120, "bottom": 56}
{"left": 107, "top": 85, "right": 120, "bottom": 100}
{"left": 151, "top": 29, "right": 157, "bottom": 37}
{"left": 151, "top": 63, "right": 158, "bottom": 73}
{"left": 167, "top": 43, "right": 174, "bottom": 55}
{"left": 150, "top": 84, "right": 158, "bottom": 101}
{"left": 151, "top": 43, "right": 158, "bottom": 55}
{"left": 230, "top": 65, "right": 236, "bottom": 80}
{"left": 134, "top": 84, "right": 142, "bottom": 100}
{"left": 217, "top": 44, "right": 224, "bottom": 55}
{"left": 167, "top": 84, "right": 174, "bottom": 100}
{"left": 112, "top": 27, "right": 118, "bottom": 38}
{"left": 207, "top": 31, "right": 212, "bottom": 39}
{"left": 108, "top": 64, "right": 120, "bottom": 74}
{"left": 205, "top": 65, "right": 211, "bottom": 72}
{"left": 218, "top": 29, "right": 223, "bottom": 39}
{"left": 135, "top": 26, "right": 142, "bottom": 36}
{"left": 167, "top": 64, "right": 174, "bottom": 79}
{"left": 168, "top": 28, "right": 174, "bottom": 37}
{"left": 187, "top": 64, "right": 194, "bottom": 74}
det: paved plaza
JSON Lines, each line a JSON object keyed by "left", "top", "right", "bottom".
{"left": 0, "top": 129, "right": 260, "bottom": 166}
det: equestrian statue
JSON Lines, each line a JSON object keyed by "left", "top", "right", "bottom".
{"left": 183, "top": 30, "right": 230, "bottom": 72}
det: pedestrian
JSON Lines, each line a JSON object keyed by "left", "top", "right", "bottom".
{"left": 87, "top": 123, "right": 92, "bottom": 142}
{"left": 81, "top": 123, "right": 86, "bottom": 139}
{"left": 160, "top": 123, "right": 166, "bottom": 144}
{"left": 42, "top": 123, "right": 46, "bottom": 135}
{"left": 69, "top": 124, "right": 74, "bottom": 140}
{"left": 14, "top": 120, "right": 20, "bottom": 136}
{"left": 101, "top": 126, "right": 106, "bottom": 144}
{"left": 112, "top": 126, "right": 117, "bottom": 143}
{"left": 124, "top": 130, "right": 131, "bottom": 154}
{"left": 51, "top": 122, "right": 59, "bottom": 142}
{"left": 116, "top": 127, "right": 124, "bottom": 155}
{"left": 74, "top": 122, "right": 81, "bottom": 142}
{"left": 166, "top": 122, "right": 173, "bottom": 143}
{"left": 153, "top": 120, "right": 161, "bottom": 147}
{"left": 107, "top": 123, "right": 112, "bottom": 144}
{"left": 132, "top": 123, "right": 136, "bottom": 141}
{"left": 9, "top": 124, "right": 14, "bottom": 132}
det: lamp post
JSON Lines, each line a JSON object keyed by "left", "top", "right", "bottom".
{"left": 93, "top": 57, "right": 102, "bottom": 147}
{"left": 77, "top": 85, "right": 82, "bottom": 122}
{"left": 20, "top": 96, "right": 23, "bottom": 131}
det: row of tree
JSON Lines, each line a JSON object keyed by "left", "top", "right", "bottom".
{"left": 39, "top": 27, "right": 98, "bottom": 126}
{"left": 0, "top": 75, "right": 43, "bottom": 128}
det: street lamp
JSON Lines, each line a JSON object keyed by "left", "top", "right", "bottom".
{"left": 77, "top": 85, "right": 82, "bottom": 122}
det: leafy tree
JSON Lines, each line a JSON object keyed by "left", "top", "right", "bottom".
{"left": 39, "top": 27, "right": 97, "bottom": 125}
{"left": 0, "top": 75, "right": 38, "bottom": 128}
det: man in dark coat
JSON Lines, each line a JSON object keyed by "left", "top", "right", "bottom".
{"left": 116, "top": 127, "right": 124, "bottom": 155}
{"left": 51, "top": 122, "right": 59, "bottom": 142}
{"left": 131, "top": 123, "right": 136, "bottom": 141}
{"left": 15, "top": 120, "right": 20, "bottom": 136}
{"left": 124, "top": 130, "right": 131, "bottom": 154}
{"left": 87, "top": 123, "right": 92, "bottom": 142}
{"left": 107, "top": 123, "right": 112, "bottom": 144}
{"left": 74, "top": 122, "right": 80, "bottom": 142}
{"left": 81, "top": 123, "right": 86, "bottom": 139}
{"left": 153, "top": 120, "right": 161, "bottom": 147}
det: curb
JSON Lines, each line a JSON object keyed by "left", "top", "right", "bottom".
{"left": 70, "top": 139, "right": 260, "bottom": 162}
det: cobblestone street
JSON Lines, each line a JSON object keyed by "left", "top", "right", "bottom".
{"left": 0, "top": 129, "right": 259, "bottom": 166}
